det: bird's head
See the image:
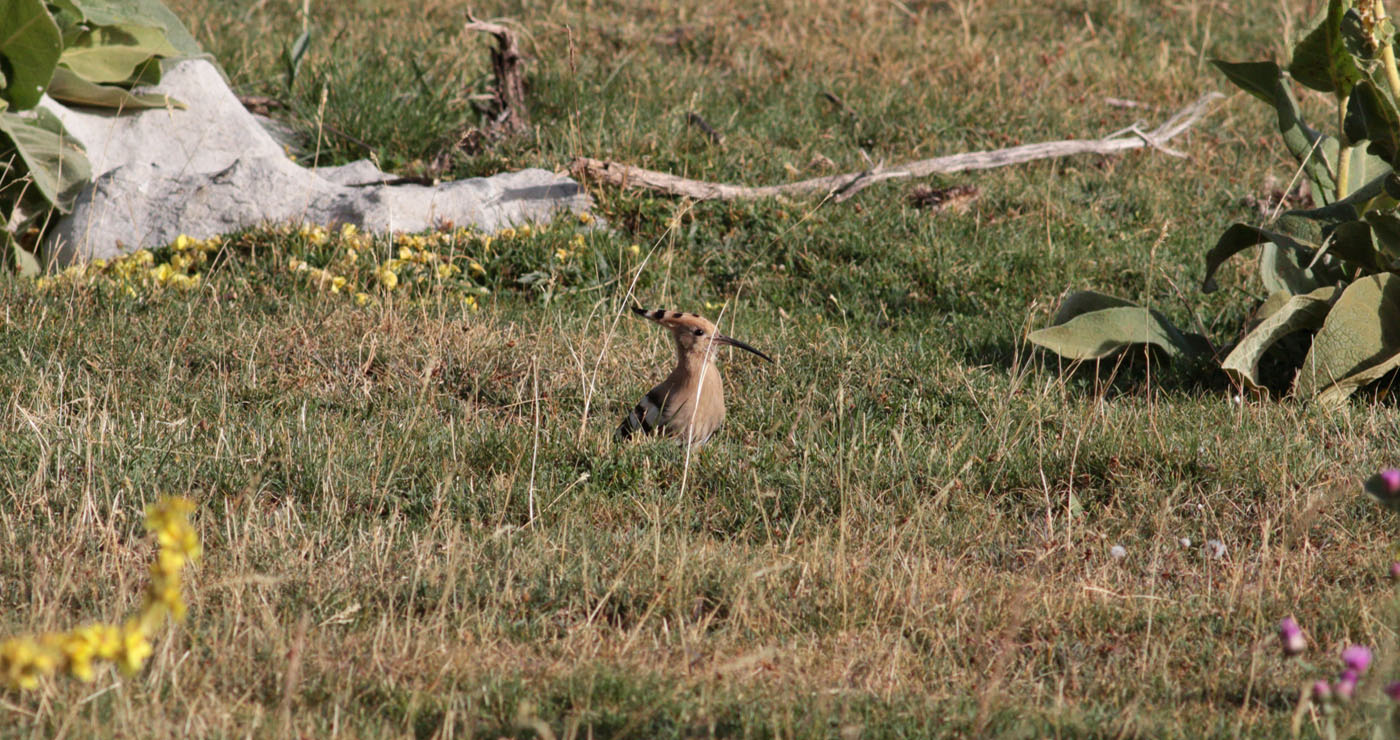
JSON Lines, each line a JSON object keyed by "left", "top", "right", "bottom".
{"left": 631, "top": 306, "right": 772, "bottom": 362}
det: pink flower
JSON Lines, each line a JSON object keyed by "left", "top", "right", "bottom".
{"left": 1278, "top": 617, "right": 1306, "bottom": 656}
{"left": 1313, "top": 680, "right": 1332, "bottom": 702}
{"left": 1335, "top": 670, "right": 1358, "bottom": 701}
{"left": 1386, "top": 682, "right": 1400, "bottom": 702}
{"left": 1365, "top": 469, "right": 1400, "bottom": 510}
{"left": 1342, "top": 645, "right": 1372, "bottom": 675}
{"left": 1391, "top": 562, "right": 1400, "bottom": 582}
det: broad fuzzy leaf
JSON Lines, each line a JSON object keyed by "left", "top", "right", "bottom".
{"left": 1202, "top": 223, "right": 1319, "bottom": 293}
{"left": 47, "top": 0, "right": 203, "bottom": 58}
{"left": 1221, "top": 287, "right": 1338, "bottom": 389}
{"left": 1294, "top": 272, "right": 1400, "bottom": 405}
{"left": 0, "top": 0, "right": 62, "bottom": 110}
{"left": 47, "top": 67, "right": 182, "bottom": 110}
{"left": 59, "top": 23, "right": 180, "bottom": 84}
{"left": 1259, "top": 242, "right": 1336, "bottom": 295}
{"left": 1028, "top": 292, "right": 1207, "bottom": 362}
{"left": 1290, "top": 0, "right": 1365, "bottom": 95}
{"left": 1212, "top": 60, "right": 1338, "bottom": 203}
{"left": 0, "top": 109, "right": 91, "bottom": 211}
{"left": 1286, "top": 169, "right": 1391, "bottom": 223}
{"left": 1345, "top": 80, "right": 1400, "bottom": 165}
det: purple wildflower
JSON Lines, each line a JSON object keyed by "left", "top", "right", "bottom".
{"left": 1278, "top": 617, "right": 1305, "bottom": 657}
{"left": 1313, "top": 680, "right": 1332, "bottom": 702}
{"left": 1386, "top": 682, "right": 1400, "bottom": 702}
{"left": 1335, "top": 670, "right": 1358, "bottom": 701}
{"left": 1342, "top": 645, "right": 1372, "bottom": 675}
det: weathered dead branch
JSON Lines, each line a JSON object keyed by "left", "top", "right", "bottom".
{"left": 570, "top": 92, "right": 1223, "bottom": 202}
{"left": 464, "top": 14, "right": 530, "bottom": 137}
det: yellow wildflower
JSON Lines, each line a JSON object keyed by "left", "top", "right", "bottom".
{"left": 134, "top": 249, "right": 154, "bottom": 266}
{"left": 517, "top": 223, "right": 532, "bottom": 237}
{"left": 173, "top": 234, "right": 192, "bottom": 251}
{"left": 468, "top": 261, "right": 486, "bottom": 276}
{"left": 354, "top": 292, "right": 370, "bottom": 306}
{"left": 91, "top": 258, "right": 108, "bottom": 270}
{"left": 340, "top": 223, "right": 359, "bottom": 239}
{"left": 377, "top": 267, "right": 399, "bottom": 290}
{"left": 480, "top": 236, "right": 493, "bottom": 252}
{"left": 435, "top": 263, "right": 458, "bottom": 279}
{"left": 115, "top": 619, "right": 151, "bottom": 675}
{"left": 171, "top": 254, "right": 191, "bottom": 271}
{"left": 628, "top": 244, "right": 641, "bottom": 256}
{"left": 577, "top": 211, "right": 595, "bottom": 225}
{"left": 150, "top": 263, "right": 175, "bottom": 285}
{"left": 331, "top": 276, "right": 347, "bottom": 293}
{"left": 555, "top": 248, "right": 570, "bottom": 261}
{"left": 571, "top": 234, "right": 585, "bottom": 249}
{"left": 1, "top": 638, "right": 56, "bottom": 690}
{"left": 60, "top": 626, "right": 109, "bottom": 682}
{"left": 398, "top": 246, "right": 414, "bottom": 260}
{"left": 465, "top": 295, "right": 479, "bottom": 311}
{"left": 498, "top": 226, "right": 516, "bottom": 240}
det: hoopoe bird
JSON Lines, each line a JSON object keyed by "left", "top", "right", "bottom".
{"left": 618, "top": 306, "right": 772, "bottom": 446}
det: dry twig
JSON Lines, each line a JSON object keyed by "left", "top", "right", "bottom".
{"left": 464, "top": 13, "right": 530, "bottom": 137}
{"left": 571, "top": 92, "right": 1223, "bottom": 202}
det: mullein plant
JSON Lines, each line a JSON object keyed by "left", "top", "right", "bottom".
{"left": 0, "top": 497, "right": 200, "bottom": 691}
{"left": 1030, "top": 0, "right": 1400, "bottom": 408}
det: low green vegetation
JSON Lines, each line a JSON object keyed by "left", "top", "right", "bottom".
{"left": 5, "top": 0, "right": 1400, "bottom": 737}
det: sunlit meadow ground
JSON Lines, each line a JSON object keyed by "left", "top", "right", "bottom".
{"left": 5, "top": 0, "right": 1400, "bottom": 736}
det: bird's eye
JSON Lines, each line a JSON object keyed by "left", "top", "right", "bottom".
{"left": 693, "top": 328, "right": 704, "bottom": 336}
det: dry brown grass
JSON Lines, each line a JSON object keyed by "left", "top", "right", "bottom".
{"left": 7, "top": 0, "right": 1400, "bottom": 737}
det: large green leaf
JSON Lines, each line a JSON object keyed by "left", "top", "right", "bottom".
{"left": 46, "top": 66, "right": 181, "bottom": 110}
{"left": 1294, "top": 272, "right": 1400, "bottom": 405}
{"left": 1221, "top": 287, "right": 1338, "bottom": 389}
{"left": 1028, "top": 291, "right": 1207, "bottom": 362}
{"left": 47, "top": 0, "right": 203, "bottom": 58}
{"left": 1345, "top": 80, "right": 1400, "bottom": 164}
{"left": 1212, "top": 60, "right": 1337, "bottom": 203}
{"left": 0, "top": 0, "right": 62, "bottom": 110}
{"left": 1202, "top": 223, "right": 1319, "bottom": 293}
{"left": 1290, "top": 0, "right": 1365, "bottom": 95}
{"left": 59, "top": 23, "right": 180, "bottom": 84}
{"left": 1260, "top": 242, "right": 1335, "bottom": 294}
{"left": 1286, "top": 169, "right": 1391, "bottom": 223}
{"left": 1366, "top": 211, "right": 1400, "bottom": 265}
{"left": 0, "top": 109, "right": 91, "bottom": 211}
{"left": 1323, "top": 219, "right": 1384, "bottom": 271}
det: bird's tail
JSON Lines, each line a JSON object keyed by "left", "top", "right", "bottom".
{"left": 616, "top": 392, "right": 663, "bottom": 439}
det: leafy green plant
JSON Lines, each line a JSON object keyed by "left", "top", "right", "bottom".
{"left": 0, "top": 0, "right": 201, "bottom": 273}
{"left": 1029, "top": 0, "right": 1400, "bottom": 406}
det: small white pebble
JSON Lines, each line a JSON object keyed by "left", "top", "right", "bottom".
{"left": 1110, "top": 545, "right": 1127, "bottom": 560}
{"left": 1205, "top": 539, "right": 1226, "bottom": 559}
{"left": 1179, "top": 537, "right": 1192, "bottom": 548}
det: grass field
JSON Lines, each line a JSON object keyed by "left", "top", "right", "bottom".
{"left": 6, "top": 0, "right": 1400, "bottom": 736}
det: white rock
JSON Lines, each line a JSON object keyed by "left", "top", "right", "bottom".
{"left": 1109, "top": 544, "right": 1126, "bottom": 560}
{"left": 39, "top": 60, "right": 592, "bottom": 264}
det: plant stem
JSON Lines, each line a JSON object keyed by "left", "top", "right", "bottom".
{"left": 1379, "top": 1, "right": 1400, "bottom": 97}
{"left": 1338, "top": 92, "right": 1353, "bottom": 201}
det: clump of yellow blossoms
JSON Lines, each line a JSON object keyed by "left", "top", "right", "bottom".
{"left": 0, "top": 497, "right": 200, "bottom": 691}
{"left": 35, "top": 234, "right": 217, "bottom": 295}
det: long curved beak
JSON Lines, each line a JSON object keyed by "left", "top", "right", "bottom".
{"left": 716, "top": 334, "right": 773, "bottom": 363}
